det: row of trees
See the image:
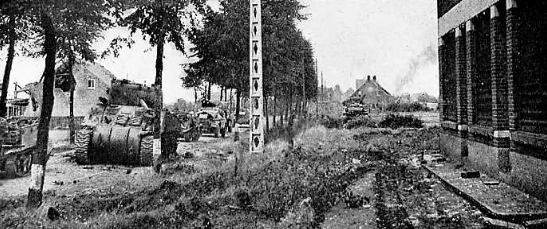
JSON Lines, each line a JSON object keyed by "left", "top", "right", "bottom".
{"left": 183, "top": 0, "right": 318, "bottom": 127}
{"left": 0, "top": 0, "right": 205, "bottom": 208}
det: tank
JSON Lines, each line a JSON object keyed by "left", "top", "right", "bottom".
{"left": 74, "top": 79, "right": 179, "bottom": 166}
{"left": 0, "top": 117, "right": 39, "bottom": 178}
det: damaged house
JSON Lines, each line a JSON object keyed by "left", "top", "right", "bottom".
{"left": 16, "top": 62, "right": 114, "bottom": 128}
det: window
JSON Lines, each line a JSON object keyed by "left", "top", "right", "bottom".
{"left": 87, "top": 79, "right": 96, "bottom": 89}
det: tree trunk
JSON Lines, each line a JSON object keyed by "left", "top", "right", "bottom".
{"left": 220, "top": 86, "right": 224, "bottom": 102}
{"left": 28, "top": 11, "right": 56, "bottom": 209}
{"left": 273, "top": 96, "right": 277, "bottom": 127}
{"left": 68, "top": 55, "right": 75, "bottom": 144}
{"left": 194, "top": 87, "right": 198, "bottom": 103}
{"left": 154, "top": 38, "right": 164, "bottom": 138}
{"left": 280, "top": 98, "right": 284, "bottom": 127}
{"left": 0, "top": 14, "right": 16, "bottom": 117}
{"left": 235, "top": 89, "right": 241, "bottom": 123}
{"left": 229, "top": 89, "right": 233, "bottom": 111}
{"left": 264, "top": 94, "right": 269, "bottom": 131}
{"left": 207, "top": 81, "right": 212, "bottom": 101}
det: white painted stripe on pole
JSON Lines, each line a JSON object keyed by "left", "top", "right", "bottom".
{"left": 29, "top": 164, "right": 44, "bottom": 190}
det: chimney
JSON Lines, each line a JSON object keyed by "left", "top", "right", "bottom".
{"left": 373, "top": 75, "right": 377, "bottom": 81}
{"left": 367, "top": 75, "right": 371, "bottom": 81}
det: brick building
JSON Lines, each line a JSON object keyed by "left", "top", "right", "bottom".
{"left": 346, "top": 75, "right": 393, "bottom": 111}
{"left": 17, "top": 62, "right": 114, "bottom": 128}
{"left": 438, "top": 0, "right": 547, "bottom": 200}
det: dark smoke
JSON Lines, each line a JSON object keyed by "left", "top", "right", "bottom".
{"left": 394, "top": 43, "right": 437, "bottom": 93}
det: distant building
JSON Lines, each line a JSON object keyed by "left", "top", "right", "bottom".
{"left": 346, "top": 75, "right": 393, "bottom": 111}
{"left": 16, "top": 62, "right": 114, "bottom": 128}
{"left": 437, "top": 0, "right": 547, "bottom": 200}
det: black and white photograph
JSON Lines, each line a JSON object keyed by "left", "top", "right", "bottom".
{"left": 0, "top": 0, "right": 546, "bottom": 228}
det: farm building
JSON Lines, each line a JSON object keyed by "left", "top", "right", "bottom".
{"left": 437, "top": 0, "right": 547, "bottom": 201}
{"left": 16, "top": 62, "right": 114, "bottom": 128}
{"left": 345, "top": 75, "right": 393, "bottom": 111}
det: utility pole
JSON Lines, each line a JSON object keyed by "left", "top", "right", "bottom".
{"left": 249, "top": 0, "right": 264, "bottom": 153}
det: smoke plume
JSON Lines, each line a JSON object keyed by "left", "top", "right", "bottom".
{"left": 394, "top": 44, "right": 437, "bottom": 93}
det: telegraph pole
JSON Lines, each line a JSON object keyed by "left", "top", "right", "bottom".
{"left": 250, "top": 0, "right": 264, "bottom": 153}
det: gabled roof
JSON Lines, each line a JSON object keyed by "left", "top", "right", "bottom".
{"left": 350, "top": 79, "right": 391, "bottom": 99}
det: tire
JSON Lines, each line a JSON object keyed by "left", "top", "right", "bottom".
{"left": 221, "top": 126, "right": 226, "bottom": 138}
{"left": 139, "top": 135, "right": 154, "bottom": 166}
{"left": 15, "top": 153, "right": 32, "bottom": 176}
{"left": 184, "top": 132, "right": 191, "bottom": 142}
{"left": 193, "top": 129, "right": 201, "bottom": 141}
{"left": 75, "top": 129, "right": 92, "bottom": 164}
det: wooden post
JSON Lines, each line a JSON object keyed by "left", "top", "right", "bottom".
{"left": 250, "top": 0, "right": 264, "bottom": 153}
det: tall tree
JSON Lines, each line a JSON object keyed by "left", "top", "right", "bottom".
{"left": 0, "top": 0, "right": 29, "bottom": 117}
{"left": 121, "top": 0, "right": 205, "bottom": 159}
{"left": 25, "top": 0, "right": 120, "bottom": 208}
{"left": 184, "top": 0, "right": 316, "bottom": 122}
{"left": 54, "top": 0, "right": 112, "bottom": 144}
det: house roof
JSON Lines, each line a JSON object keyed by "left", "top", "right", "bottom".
{"left": 349, "top": 79, "right": 391, "bottom": 99}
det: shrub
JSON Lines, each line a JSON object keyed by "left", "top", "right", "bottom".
{"left": 379, "top": 114, "right": 423, "bottom": 129}
{"left": 344, "top": 115, "right": 377, "bottom": 129}
{"left": 386, "top": 102, "right": 430, "bottom": 112}
{"left": 319, "top": 115, "right": 344, "bottom": 129}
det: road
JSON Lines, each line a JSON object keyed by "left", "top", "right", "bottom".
{"left": 0, "top": 131, "right": 243, "bottom": 198}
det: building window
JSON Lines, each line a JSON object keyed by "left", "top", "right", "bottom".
{"left": 87, "top": 79, "right": 96, "bottom": 89}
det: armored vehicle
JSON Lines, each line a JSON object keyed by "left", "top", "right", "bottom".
{"left": 74, "top": 79, "right": 180, "bottom": 166}
{"left": 0, "top": 117, "right": 39, "bottom": 178}
{"left": 197, "top": 101, "right": 227, "bottom": 138}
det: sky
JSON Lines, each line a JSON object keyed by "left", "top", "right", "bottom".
{"left": 0, "top": 0, "right": 439, "bottom": 104}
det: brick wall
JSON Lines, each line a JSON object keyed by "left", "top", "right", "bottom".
{"left": 473, "top": 12, "right": 492, "bottom": 127}
{"left": 466, "top": 20, "right": 476, "bottom": 126}
{"left": 441, "top": 32, "right": 458, "bottom": 122}
{"left": 490, "top": 3, "right": 509, "bottom": 132}
{"left": 455, "top": 27, "right": 468, "bottom": 125}
{"left": 517, "top": 1, "right": 547, "bottom": 134}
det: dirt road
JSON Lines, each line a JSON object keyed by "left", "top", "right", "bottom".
{"left": 0, "top": 131, "right": 241, "bottom": 198}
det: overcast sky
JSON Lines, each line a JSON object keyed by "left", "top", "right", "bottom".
{"left": 1, "top": 0, "right": 438, "bottom": 104}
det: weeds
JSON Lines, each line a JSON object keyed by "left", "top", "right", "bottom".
{"left": 344, "top": 115, "right": 377, "bottom": 129}
{"left": 379, "top": 114, "right": 423, "bottom": 129}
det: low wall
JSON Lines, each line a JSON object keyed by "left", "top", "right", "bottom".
{"left": 440, "top": 132, "right": 547, "bottom": 202}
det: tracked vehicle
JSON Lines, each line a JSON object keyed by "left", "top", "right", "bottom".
{"left": 74, "top": 79, "right": 180, "bottom": 166}
{"left": 0, "top": 118, "right": 39, "bottom": 178}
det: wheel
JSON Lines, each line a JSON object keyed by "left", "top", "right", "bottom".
{"left": 192, "top": 129, "right": 200, "bottom": 141}
{"left": 227, "top": 121, "right": 233, "bottom": 133}
{"left": 75, "top": 129, "right": 92, "bottom": 164}
{"left": 184, "top": 132, "right": 191, "bottom": 142}
{"left": 15, "top": 153, "right": 32, "bottom": 176}
{"left": 139, "top": 135, "right": 154, "bottom": 166}
{"left": 221, "top": 126, "right": 226, "bottom": 138}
